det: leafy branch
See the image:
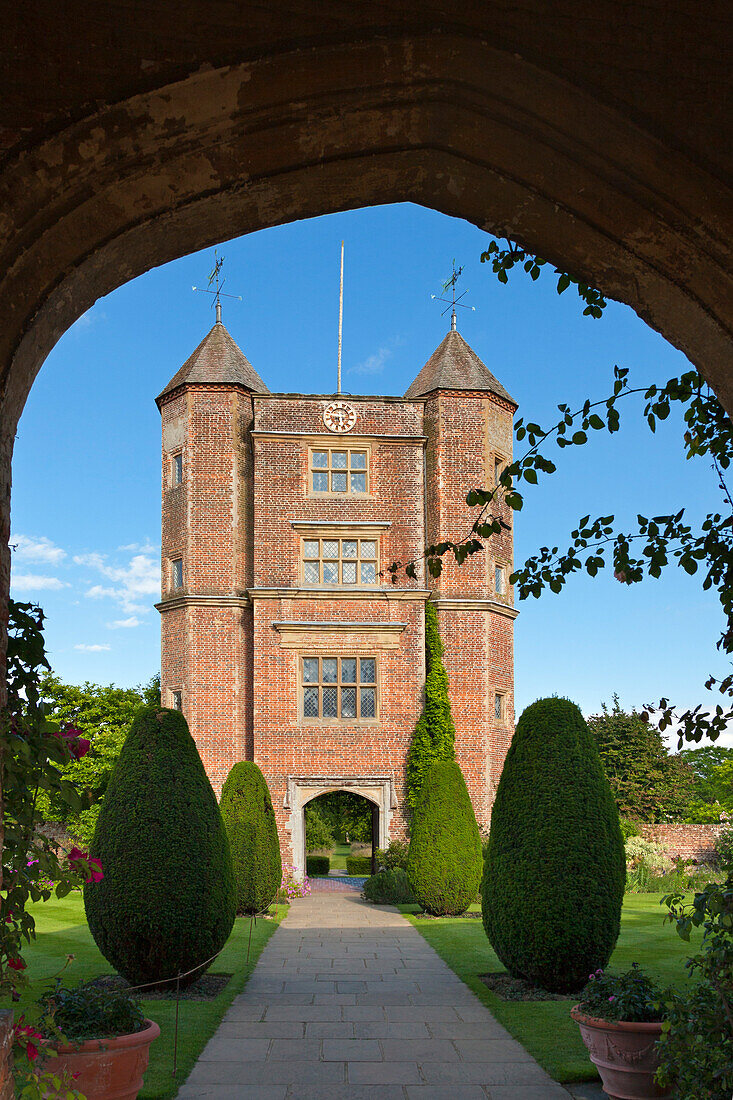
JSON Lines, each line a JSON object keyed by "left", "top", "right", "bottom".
{"left": 389, "top": 356, "right": 733, "bottom": 746}
{"left": 481, "top": 239, "right": 608, "bottom": 318}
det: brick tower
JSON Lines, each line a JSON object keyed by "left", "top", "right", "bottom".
{"left": 157, "top": 316, "right": 516, "bottom": 876}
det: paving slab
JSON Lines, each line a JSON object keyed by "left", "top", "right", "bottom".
{"left": 176, "top": 890, "right": 580, "bottom": 1098}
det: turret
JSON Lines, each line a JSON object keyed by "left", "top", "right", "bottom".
{"left": 155, "top": 320, "right": 268, "bottom": 784}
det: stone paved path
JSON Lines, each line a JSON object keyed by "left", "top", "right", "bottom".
{"left": 177, "top": 891, "right": 594, "bottom": 1100}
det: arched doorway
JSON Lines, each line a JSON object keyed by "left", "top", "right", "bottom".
{"left": 304, "top": 790, "right": 378, "bottom": 879}
{"left": 284, "top": 776, "right": 396, "bottom": 880}
{"left": 1, "top": 12, "right": 731, "bottom": 708}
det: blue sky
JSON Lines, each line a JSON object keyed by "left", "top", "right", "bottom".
{"left": 9, "top": 203, "right": 731, "bottom": 744}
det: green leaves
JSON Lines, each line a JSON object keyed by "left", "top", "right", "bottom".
{"left": 481, "top": 237, "right": 608, "bottom": 317}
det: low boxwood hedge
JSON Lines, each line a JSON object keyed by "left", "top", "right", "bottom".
{"left": 306, "top": 855, "right": 330, "bottom": 876}
{"left": 363, "top": 867, "right": 416, "bottom": 905}
{"left": 346, "top": 856, "right": 373, "bottom": 875}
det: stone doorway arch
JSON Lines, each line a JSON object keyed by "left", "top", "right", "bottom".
{"left": 284, "top": 776, "right": 397, "bottom": 881}
{"left": 1, "top": 9, "right": 731, "bottom": 702}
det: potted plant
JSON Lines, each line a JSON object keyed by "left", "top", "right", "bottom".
{"left": 34, "top": 979, "right": 159, "bottom": 1100}
{"left": 571, "top": 964, "right": 669, "bottom": 1100}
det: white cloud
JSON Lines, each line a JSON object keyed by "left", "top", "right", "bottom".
{"left": 107, "top": 616, "right": 142, "bottom": 629}
{"left": 347, "top": 337, "right": 405, "bottom": 378}
{"left": 118, "top": 541, "right": 158, "bottom": 554}
{"left": 348, "top": 346, "right": 393, "bottom": 377}
{"left": 10, "top": 535, "right": 66, "bottom": 564}
{"left": 74, "top": 643, "right": 111, "bottom": 653}
{"left": 11, "top": 574, "right": 67, "bottom": 592}
{"left": 76, "top": 550, "right": 159, "bottom": 614}
{"left": 71, "top": 308, "right": 105, "bottom": 333}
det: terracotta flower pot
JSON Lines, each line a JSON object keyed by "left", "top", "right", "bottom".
{"left": 571, "top": 1007, "right": 669, "bottom": 1100}
{"left": 43, "top": 1018, "right": 160, "bottom": 1100}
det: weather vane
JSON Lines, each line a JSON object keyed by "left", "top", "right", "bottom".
{"left": 431, "top": 259, "right": 476, "bottom": 331}
{"left": 192, "top": 249, "right": 242, "bottom": 323}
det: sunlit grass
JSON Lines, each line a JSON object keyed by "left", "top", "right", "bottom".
{"left": 17, "top": 894, "right": 283, "bottom": 1099}
{"left": 402, "top": 893, "right": 699, "bottom": 1083}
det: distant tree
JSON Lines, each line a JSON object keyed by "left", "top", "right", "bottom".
{"left": 312, "top": 792, "right": 372, "bottom": 843}
{"left": 587, "top": 695, "right": 695, "bottom": 822}
{"left": 679, "top": 746, "right": 733, "bottom": 807}
{"left": 304, "top": 803, "right": 335, "bottom": 852}
{"left": 679, "top": 747, "right": 733, "bottom": 822}
{"left": 406, "top": 602, "right": 456, "bottom": 807}
{"left": 37, "top": 671, "right": 160, "bottom": 842}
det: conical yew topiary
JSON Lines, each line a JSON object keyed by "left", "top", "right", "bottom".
{"left": 405, "top": 759, "right": 482, "bottom": 915}
{"left": 84, "top": 706, "right": 236, "bottom": 987}
{"left": 482, "top": 696, "right": 626, "bottom": 993}
{"left": 219, "top": 761, "right": 282, "bottom": 914}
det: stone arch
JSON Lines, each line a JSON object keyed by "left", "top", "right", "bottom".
{"left": 284, "top": 776, "right": 397, "bottom": 880}
{"left": 1, "top": 23, "right": 731, "bottom": 693}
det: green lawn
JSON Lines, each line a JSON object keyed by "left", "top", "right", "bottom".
{"left": 17, "top": 894, "right": 283, "bottom": 1099}
{"left": 328, "top": 843, "right": 352, "bottom": 871}
{"left": 402, "top": 894, "right": 699, "bottom": 1084}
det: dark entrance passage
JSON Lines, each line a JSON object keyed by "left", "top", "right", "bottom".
{"left": 304, "top": 790, "right": 378, "bottom": 878}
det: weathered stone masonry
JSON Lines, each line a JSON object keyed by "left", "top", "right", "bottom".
{"left": 156, "top": 320, "right": 517, "bottom": 875}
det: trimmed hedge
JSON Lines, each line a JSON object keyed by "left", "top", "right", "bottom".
{"left": 346, "top": 856, "right": 373, "bottom": 875}
{"left": 483, "top": 696, "right": 626, "bottom": 993}
{"left": 406, "top": 602, "right": 456, "bottom": 807}
{"left": 85, "top": 706, "right": 236, "bottom": 987}
{"left": 306, "top": 855, "right": 330, "bottom": 876}
{"left": 363, "top": 867, "right": 417, "bottom": 905}
{"left": 220, "top": 761, "right": 282, "bottom": 915}
{"left": 406, "top": 760, "right": 482, "bottom": 915}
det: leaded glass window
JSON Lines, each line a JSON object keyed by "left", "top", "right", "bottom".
{"left": 495, "top": 691, "right": 505, "bottom": 722}
{"left": 301, "top": 537, "right": 378, "bottom": 585}
{"left": 310, "top": 448, "right": 368, "bottom": 494}
{"left": 301, "top": 656, "right": 378, "bottom": 720}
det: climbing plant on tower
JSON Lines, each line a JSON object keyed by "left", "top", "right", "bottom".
{"left": 406, "top": 601, "right": 455, "bottom": 807}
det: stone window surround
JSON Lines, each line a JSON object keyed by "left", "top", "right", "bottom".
{"left": 170, "top": 450, "right": 183, "bottom": 487}
{"left": 274, "top": 620, "right": 405, "bottom": 727}
{"left": 494, "top": 559, "right": 512, "bottom": 597}
{"left": 494, "top": 690, "right": 507, "bottom": 724}
{"left": 170, "top": 556, "right": 183, "bottom": 590}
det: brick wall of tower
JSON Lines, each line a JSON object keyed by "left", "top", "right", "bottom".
{"left": 158, "top": 364, "right": 517, "bottom": 857}
{"left": 423, "top": 388, "right": 516, "bottom": 824}
{"left": 252, "top": 597, "right": 425, "bottom": 865}
{"left": 251, "top": 396, "right": 428, "bottom": 864}
{"left": 158, "top": 384, "right": 254, "bottom": 769}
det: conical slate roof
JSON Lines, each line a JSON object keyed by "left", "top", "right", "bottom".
{"left": 404, "top": 329, "right": 516, "bottom": 405}
{"left": 156, "top": 321, "right": 269, "bottom": 404}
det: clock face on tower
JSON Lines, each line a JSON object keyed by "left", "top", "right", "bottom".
{"left": 323, "top": 401, "right": 357, "bottom": 433}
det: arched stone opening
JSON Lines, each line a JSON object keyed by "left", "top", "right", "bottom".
{"left": 284, "top": 776, "right": 396, "bottom": 880}
{"left": 1, "top": 23, "right": 731, "bottom": 703}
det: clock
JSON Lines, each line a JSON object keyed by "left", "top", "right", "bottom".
{"left": 323, "top": 401, "right": 356, "bottom": 433}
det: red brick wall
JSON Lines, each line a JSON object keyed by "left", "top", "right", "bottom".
{"left": 158, "top": 377, "right": 517, "bottom": 860}
{"left": 640, "top": 822, "right": 726, "bottom": 862}
{"left": 423, "top": 389, "right": 516, "bottom": 807}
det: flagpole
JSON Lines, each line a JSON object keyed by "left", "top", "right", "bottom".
{"left": 337, "top": 240, "right": 344, "bottom": 394}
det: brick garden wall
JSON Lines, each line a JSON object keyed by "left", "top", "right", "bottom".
{"left": 640, "top": 822, "right": 726, "bottom": 862}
